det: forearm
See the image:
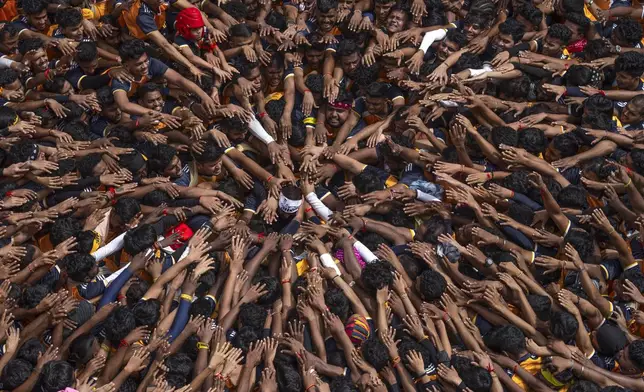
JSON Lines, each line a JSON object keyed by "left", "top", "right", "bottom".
{"left": 307, "top": 316, "right": 326, "bottom": 361}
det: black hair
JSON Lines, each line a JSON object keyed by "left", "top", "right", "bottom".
{"left": 17, "top": 37, "right": 43, "bottom": 56}
{"left": 97, "top": 85, "right": 115, "bottom": 106}
{"left": 585, "top": 39, "right": 612, "bottom": 60}
{"left": 0, "top": 106, "right": 18, "bottom": 129}
{"left": 113, "top": 197, "right": 141, "bottom": 225}
{"left": 622, "top": 268, "right": 644, "bottom": 294}
{"left": 360, "top": 260, "right": 394, "bottom": 293}
{"left": 17, "top": 338, "right": 44, "bottom": 366}
{"left": 336, "top": 39, "right": 360, "bottom": 57}
{"left": 126, "top": 281, "right": 150, "bottom": 306}
{"left": 317, "top": 0, "right": 338, "bottom": 12}
{"left": 118, "top": 377, "right": 138, "bottom": 392}
{"left": 56, "top": 7, "right": 82, "bottom": 28}
{"left": 68, "top": 334, "right": 97, "bottom": 365}
{"left": 569, "top": 381, "right": 601, "bottom": 392}
{"left": 165, "top": 353, "right": 194, "bottom": 378}
{"left": 254, "top": 275, "right": 280, "bottom": 305}
{"left": 557, "top": 184, "right": 589, "bottom": 210}
{"left": 452, "top": 356, "right": 492, "bottom": 392}
{"left": 564, "top": 229, "right": 594, "bottom": 260}
{"left": 38, "top": 360, "right": 74, "bottom": 392}
{"left": 552, "top": 132, "right": 581, "bottom": 158}
{"left": 132, "top": 298, "right": 161, "bottom": 326}
{"left": 518, "top": 127, "right": 547, "bottom": 154}
{"left": 265, "top": 98, "right": 286, "bottom": 122}
{"left": 631, "top": 148, "right": 644, "bottom": 175}
{"left": 499, "top": 75, "right": 531, "bottom": 101}
{"left": 361, "top": 338, "right": 389, "bottom": 370}
{"left": 235, "top": 325, "right": 260, "bottom": 353}
{"left": 75, "top": 230, "right": 97, "bottom": 254}
{"left": 63, "top": 253, "right": 95, "bottom": 282}
{"left": 615, "top": 52, "right": 644, "bottom": 77}
{"left": 548, "top": 23, "right": 572, "bottom": 44}
{"left": 527, "top": 294, "right": 552, "bottom": 321}
{"left": 104, "top": 307, "right": 136, "bottom": 344}
{"left": 62, "top": 120, "right": 90, "bottom": 141}
{"left": 21, "top": 0, "right": 47, "bottom": 14}
{"left": 446, "top": 28, "right": 468, "bottom": 48}
{"left": 566, "top": 12, "right": 590, "bottom": 33}
{"left": 304, "top": 74, "right": 324, "bottom": 94}
{"left": 419, "top": 215, "right": 451, "bottom": 244}
{"left": 189, "top": 297, "right": 215, "bottom": 318}
{"left": 148, "top": 144, "right": 177, "bottom": 174}
{"left": 325, "top": 287, "right": 351, "bottom": 321}
{"left": 0, "top": 23, "right": 20, "bottom": 40}
{"left": 142, "top": 190, "right": 172, "bottom": 207}
{"left": 614, "top": 18, "right": 643, "bottom": 47}
{"left": 0, "top": 68, "right": 19, "bottom": 88}
{"left": 50, "top": 217, "right": 82, "bottom": 247}
{"left": 119, "top": 39, "right": 147, "bottom": 62}
{"left": 518, "top": 3, "right": 543, "bottom": 27}
{"left": 21, "top": 284, "right": 50, "bottom": 309}
{"left": 491, "top": 126, "right": 518, "bottom": 147}
{"left": 1, "top": 359, "right": 33, "bottom": 390}
{"left": 222, "top": 1, "right": 248, "bottom": 20}
{"left": 453, "top": 52, "right": 483, "bottom": 73}
{"left": 77, "top": 153, "right": 103, "bottom": 177}
{"left": 353, "top": 170, "right": 385, "bottom": 194}
{"left": 498, "top": 18, "right": 525, "bottom": 43}
{"left": 507, "top": 201, "right": 534, "bottom": 226}
{"left": 484, "top": 325, "right": 526, "bottom": 355}
{"left": 137, "top": 82, "right": 162, "bottom": 100}
{"left": 566, "top": 65, "right": 593, "bottom": 86}
{"left": 584, "top": 94, "right": 614, "bottom": 117}
{"left": 239, "top": 302, "right": 267, "bottom": 329}
{"left": 417, "top": 269, "right": 446, "bottom": 301}
{"left": 550, "top": 311, "right": 579, "bottom": 342}
{"left": 123, "top": 224, "right": 156, "bottom": 255}
{"left": 43, "top": 76, "right": 68, "bottom": 94}
{"left": 229, "top": 23, "right": 253, "bottom": 38}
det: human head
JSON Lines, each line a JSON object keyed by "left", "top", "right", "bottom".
{"left": 493, "top": 18, "right": 525, "bottom": 53}
{"left": 615, "top": 52, "right": 644, "bottom": 90}
{"left": 416, "top": 269, "right": 446, "bottom": 301}
{"left": 56, "top": 8, "right": 84, "bottom": 40}
{"left": 22, "top": 0, "right": 49, "bottom": 33}
{"left": 316, "top": 0, "right": 338, "bottom": 33}
{"left": 119, "top": 39, "right": 149, "bottom": 78}
{"left": 176, "top": 6, "right": 205, "bottom": 41}
{"left": 38, "top": 360, "right": 75, "bottom": 392}
{"left": 543, "top": 24, "right": 572, "bottom": 57}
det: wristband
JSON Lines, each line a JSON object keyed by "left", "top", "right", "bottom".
{"left": 197, "top": 342, "right": 210, "bottom": 350}
{"left": 5, "top": 191, "right": 12, "bottom": 197}
{"left": 28, "top": 263, "right": 35, "bottom": 272}
{"left": 258, "top": 111, "right": 268, "bottom": 119}
{"left": 391, "top": 356, "right": 401, "bottom": 366}
{"left": 305, "top": 385, "right": 316, "bottom": 392}
{"left": 625, "top": 179, "right": 633, "bottom": 188}
{"left": 304, "top": 89, "right": 311, "bottom": 93}
{"left": 135, "top": 118, "right": 140, "bottom": 127}
{"left": 180, "top": 294, "right": 193, "bottom": 302}
{"left": 117, "top": 294, "right": 125, "bottom": 301}
{"left": 119, "top": 339, "right": 129, "bottom": 348}
{"left": 266, "top": 175, "right": 273, "bottom": 183}
{"left": 44, "top": 69, "right": 50, "bottom": 78}
{"left": 305, "top": 207, "right": 313, "bottom": 213}
{"left": 281, "top": 279, "right": 291, "bottom": 284}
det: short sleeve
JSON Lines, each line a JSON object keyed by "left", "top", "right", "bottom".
{"left": 136, "top": 10, "right": 159, "bottom": 35}
{"left": 148, "top": 58, "right": 169, "bottom": 77}
{"left": 111, "top": 79, "right": 131, "bottom": 94}
{"left": 65, "top": 67, "right": 86, "bottom": 90}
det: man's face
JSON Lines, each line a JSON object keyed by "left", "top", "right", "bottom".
{"left": 386, "top": 10, "right": 406, "bottom": 34}
{"left": 325, "top": 106, "right": 349, "bottom": 127}
{"left": 544, "top": 142, "right": 561, "bottom": 162}
{"left": 616, "top": 71, "right": 639, "bottom": 90}
{"left": 139, "top": 90, "right": 164, "bottom": 112}
{"left": 542, "top": 35, "right": 564, "bottom": 57}
{"left": 78, "top": 58, "right": 99, "bottom": 75}
{"left": 340, "top": 52, "right": 361, "bottom": 74}
{"left": 305, "top": 48, "right": 324, "bottom": 67}
{"left": 29, "top": 48, "right": 49, "bottom": 73}
{"left": 464, "top": 22, "right": 483, "bottom": 41}
{"left": 231, "top": 34, "right": 253, "bottom": 48}
{"left": 437, "top": 39, "right": 459, "bottom": 61}
{"left": 621, "top": 102, "right": 643, "bottom": 124}
{"left": 4, "top": 79, "right": 25, "bottom": 101}
{"left": 64, "top": 23, "right": 84, "bottom": 40}
{"left": 0, "top": 32, "right": 19, "bottom": 54}
{"left": 227, "top": 128, "right": 248, "bottom": 144}
{"left": 125, "top": 53, "right": 149, "bottom": 78}
{"left": 102, "top": 104, "right": 122, "bottom": 123}
{"left": 189, "top": 27, "right": 204, "bottom": 40}
{"left": 265, "top": 64, "right": 283, "bottom": 88}
{"left": 164, "top": 155, "right": 182, "bottom": 178}
{"left": 492, "top": 33, "right": 515, "bottom": 53}
{"left": 366, "top": 96, "right": 387, "bottom": 114}
{"left": 243, "top": 66, "right": 263, "bottom": 92}
{"left": 317, "top": 9, "right": 337, "bottom": 33}
{"left": 28, "top": 10, "right": 49, "bottom": 32}
{"left": 197, "top": 158, "right": 223, "bottom": 176}
{"left": 375, "top": 1, "right": 394, "bottom": 23}
{"left": 616, "top": 346, "right": 641, "bottom": 375}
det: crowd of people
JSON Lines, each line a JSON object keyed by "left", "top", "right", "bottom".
{"left": 1, "top": 0, "right": 644, "bottom": 389}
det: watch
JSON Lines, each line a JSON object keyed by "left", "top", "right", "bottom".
{"left": 615, "top": 45, "right": 622, "bottom": 53}
{"left": 484, "top": 257, "right": 494, "bottom": 268}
